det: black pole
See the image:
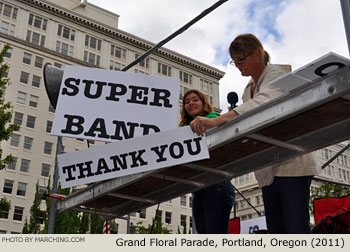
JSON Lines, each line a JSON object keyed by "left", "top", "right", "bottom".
{"left": 321, "top": 142, "right": 350, "bottom": 169}
{"left": 121, "top": 0, "right": 229, "bottom": 72}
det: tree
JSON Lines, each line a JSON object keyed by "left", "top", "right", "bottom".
{"left": 0, "top": 43, "right": 18, "bottom": 227}
{"left": 0, "top": 44, "right": 20, "bottom": 170}
{"left": 310, "top": 182, "right": 350, "bottom": 216}
{"left": 22, "top": 182, "right": 44, "bottom": 234}
{"left": 89, "top": 213, "right": 105, "bottom": 234}
{"left": 79, "top": 212, "right": 90, "bottom": 234}
{"left": 130, "top": 217, "right": 172, "bottom": 234}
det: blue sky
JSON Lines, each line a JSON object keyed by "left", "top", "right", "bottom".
{"left": 89, "top": 0, "right": 348, "bottom": 110}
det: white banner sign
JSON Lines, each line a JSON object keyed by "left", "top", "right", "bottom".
{"left": 51, "top": 66, "right": 180, "bottom": 141}
{"left": 57, "top": 126, "right": 209, "bottom": 188}
{"left": 240, "top": 216, "right": 267, "bottom": 234}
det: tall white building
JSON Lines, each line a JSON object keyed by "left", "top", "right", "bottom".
{"left": 0, "top": 0, "right": 224, "bottom": 234}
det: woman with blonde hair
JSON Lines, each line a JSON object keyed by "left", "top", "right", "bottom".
{"left": 190, "top": 34, "right": 318, "bottom": 233}
{"left": 180, "top": 89, "right": 235, "bottom": 234}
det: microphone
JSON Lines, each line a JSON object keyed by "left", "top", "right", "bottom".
{"left": 227, "top": 92, "right": 238, "bottom": 109}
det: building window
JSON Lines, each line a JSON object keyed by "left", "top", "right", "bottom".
{"left": 1, "top": 4, "right": 18, "bottom": 19}
{"left": 54, "top": 62, "right": 62, "bottom": 68}
{"left": 135, "top": 54, "right": 149, "bottom": 68}
{"left": 29, "top": 95, "right": 39, "bottom": 108}
{"left": 85, "top": 35, "right": 101, "bottom": 50}
{"left": 44, "top": 141, "right": 53, "bottom": 155}
{"left": 32, "top": 75, "right": 41, "bottom": 88}
{"left": 39, "top": 211, "right": 45, "bottom": 224}
{"left": 109, "top": 60, "right": 122, "bottom": 71}
{"left": 189, "top": 216, "right": 193, "bottom": 228}
{"left": 17, "top": 91, "right": 26, "bottom": 105}
{"left": 156, "top": 210, "right": 162, "bottom": 221}
{"left": 189, "top": 196, "right": 192, "bottom": 208}
{"left": 111, "top": 45, "right": 126, "bottom": 59}
{"left": 165, "top": 211, "right": 172, "bottom": 224}
{"left": 4, "top": 47, "right": 11, "bottom": 58}
{"left": 20, "top": 71, "right": 30, "bottom": 84}
{"left": 256, "top": 195, "right": 261, "bottom": 205}
{"left": 57, "top": 24, "right": 75, "bottom": 41}
{"left": 84, "top": 51, "right": 100, "bottom": 66}
{"left": 48, "top": 103, "right": 55, "bottom": 113}
{"left": 158, "top": 63, "right": 171, "bottom": 76}
{"left": 139, "top": 209, "right": 146, "bottom": 219}
{"left": 26, "top": 30, "right": 45, "bottom": 47}
{"left": 0, "top": 209, "right": 9, "bottom": 219}
{"left": 34, "top": 56, "right": 43, "bottom": 68}
{"left": 13, "top": 207, "right": 24, "bottom": 221}
{"left": 180, "top": 215, "right": 187, "bottom": 227}
{"left": 20, "top": 159, "right": 30, "bottom": 173}
{"left": 39, "top": 186, "right": 48, "bottom": 195}
{"left": 200, "top": 79, "right": 213, "bottom": 93}
{"left": 28, "top": 13, "right": 47, "bottom": 30}
{"left": 26, "top": 115, "right": 36, "bottom": 129}
{"left": 16, "top": 182, "right": 27, "bottom": 197}
{"left": 14, "top": 112, "right": 23, "bottom": 125}
{"left": 240, "top": 200, "right": 246, "bottom": 209}
{"left": 41, "top": 163, "right": 50, "bottom": 177}
{"left": 56, "top": 41, "right": 74, "bottom": 56}
{"left": 3, "top": 179, "right": 14, "bottom": 194}
{"left": 0, "top": 21, "right": 15, "bottom": 35}
{"left": 2, "top": 70, "right": 8, "bottom": 78}
{"left": 23, "top": 52, "right": 32, "bottom": 65}
{"left": 180, "top": 71, "right": 192, "bottom": 85}
{"left": 23, "top": 136, "right": 33, "bottom": 150}
{"left": 7, "top": 156, "right": 17, "bottom": 170}
{"left": 46, "top": 120, "right": 52, "bottom": 133}
{"left": 10, "top": 133, "right": 20, "bottom": 147}
{"left": 180, "top": 196, "right": 187, "bottom": 207}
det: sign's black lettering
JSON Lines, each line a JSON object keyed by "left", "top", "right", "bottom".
{"left": 76, "top": 161, "right": 94, "bottom": 179}
{"left": 62, "top": 78, "right": 80, "bottom": 96}
{"left": 314, "top": 62, "right": 345, "bottom": 77}
{"left": 61, "top": 114, "right": 84, "bottom": 135}
{"left": 150, "top": 144, "right": 168, "bottom": 162}
{"left": 83, "top": 80, "right": 107, "bottom": 99}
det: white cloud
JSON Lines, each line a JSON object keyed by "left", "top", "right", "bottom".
{"left": 88, "top": 0, "right": 349, "bottom": 110}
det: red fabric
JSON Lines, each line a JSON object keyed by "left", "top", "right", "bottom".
{"left": 229, "top": 217, "right": 240, "bottom": 234}
{"left": 313, "top": 194, "right": 350, "bottom": 224}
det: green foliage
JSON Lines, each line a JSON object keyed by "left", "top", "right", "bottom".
{"left": 79, "top": 212, "right": 90, "bottom": 234}
{"left": 130, "top": 217, "right": 172, "bottom": 234}
{"left": 0, "top": 196, "right": 11, "bottom": 218}
{"left": 0, "top": 44, "right": 20, "bottom": 170}
{"left": 22, "top": 217, "right": 30, "bottom": 234}
{"left": 25, "top": 179, "right": 108, "bottom": 234}
{"left": 22, "top": 182, "right": 43, "bottom": 234}
{"left": 52, "top": 186, "right": 81, "bottom": 234}
{"left": 310, "top": 182, "right": 350, "bottom": 215}
{"left": 89, "top": 213, "right": 104, "bottom": 234}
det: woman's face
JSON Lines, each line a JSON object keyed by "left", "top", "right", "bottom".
{"left": 231, "top": 51, "right": 256, "bottom": 77}
{"left": 184, "top": 92, "right": 204, "bottom": 118}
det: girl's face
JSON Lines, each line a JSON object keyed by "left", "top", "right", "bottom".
{"left": 184, "top": 92, "right": 204, "bottom": 118}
